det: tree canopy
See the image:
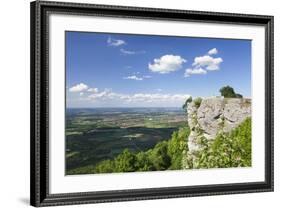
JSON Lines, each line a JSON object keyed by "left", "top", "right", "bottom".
{"left": 182, "top": 96, "right": 192, "bottom": 111}
{"left": 219, "top": 86, "right": 243, "bottom": 98}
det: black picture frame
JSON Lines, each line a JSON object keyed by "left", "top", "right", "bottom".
{"left": 30, "top": 0, "right": 274, "bottom": 207}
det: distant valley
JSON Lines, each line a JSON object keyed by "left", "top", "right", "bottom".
{"left": 66, "top": 107, "right": 186, "bottom": 174}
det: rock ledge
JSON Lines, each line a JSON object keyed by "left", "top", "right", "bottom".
{"left": 187, "top": 97, "right": 251, "bottom": 153}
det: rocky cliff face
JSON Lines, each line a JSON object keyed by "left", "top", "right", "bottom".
{"left": 183, "top": 97, "right": 251, "bottom": 168}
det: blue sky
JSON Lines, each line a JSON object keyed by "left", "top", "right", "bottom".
{"left": 66, "top": 31, "right": 251, "bottom": 108}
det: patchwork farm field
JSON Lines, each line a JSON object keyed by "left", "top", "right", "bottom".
{"left": 66, "top": 108, "right": 187, "bottom": 174}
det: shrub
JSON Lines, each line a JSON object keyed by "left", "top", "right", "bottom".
{"left": 193, "top": 117, "right": 251, "bottom": 168}
{"left": 168, "top": 127, "right": 190, "bottom": 169}
{"left": 193, "top": 97, "right": 202, "bottom": 108}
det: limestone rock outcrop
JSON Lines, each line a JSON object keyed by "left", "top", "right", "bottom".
{"left": 184, "top": 97, "right": 251, "bottom": 168}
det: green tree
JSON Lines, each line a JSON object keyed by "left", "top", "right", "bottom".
{"left": 219, "top": 85, "right": 243, "bottom": 98}
{"left": 219, "top": 86, "right": 236, "bottom": 98}
{"left": 114, "top": 149, "right": 137, "bottom": 172}
{"left": 182, "top": 96, "right": 192, "bottom": 111}
{"left": 94, "top": 159, "right": 115, "bottom": 173}
{"left": 135, "top": 152, "right": 154, "bottom": 171}
{"left": 235, "top": 93, "right": 243, "bottom": 98}
{"left": 149, "top": 141, "right": 171, "bottom": 170}
{"left": 168, "top": 127, "right": 190, "bottom": 169}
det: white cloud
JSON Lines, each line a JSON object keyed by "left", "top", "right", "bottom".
{"left": 184, "top": 68, "right": 207, "bottom": 77}
{"left": 69, "top": 83, "right": 88, "bottom": 92}
{"left": 87, "top": 89, "right": 191, "bottom": 107}
{"left": 208, "top": 48, "right": 218, "bottom": 55}
{"left": 87, "top": 88, "right": 98, "bottom": 93}
{"left": 184, "top": 48, "right": 223, "bottom": 77}
{"left": 123, "top": 74, "right": 152, "bottom": 81}
{"left": 192, "top": 55, "right": 223, "bottom": 71}
{"left": 148, "top": 54, "right": 187, "bottom": 74}
{"left": 120, "top": 48, "right": 146, "bottom": 55}
{"left": 107, "top": 37, "right": 126, "bottom": 47}
{"left": 123, "top": 75, "right": 143, "bottom": 81}
{"left": 79, "top": 92, "right": 84, "bottom": 96}
{"left": 131, "top": 93, "right": 191, "bottom": 103}
{"left": 88, "top": 91, "right": 107, "bottom": 100}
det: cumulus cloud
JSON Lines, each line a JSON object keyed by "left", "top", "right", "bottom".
{"left": 69, "top": 83, "right": 88, "bottom": 92}
{"left": 185, "top": 48, "right": 223, "bottom": 77}
{"left": 148, "top": 55, "right": 187, "bottom": 74}
{"left": 129, "top": 93, "right": 190, "bottom": 102}
{"left": 120, "top": 48, "right": 146, "bottom": 55}
{"left": 184, "top": 68, "right": 207, "bottom": 77}
{"left": 208, "top": 48, "right": 218, "bottom": 55}
{"left": 123, "top": 75, "right": 143, "bottom": 81}
{"left": 192, "top": 55, "right": 223, "bottom": 71}
{"left": 107, "top": 36, "right": 126, "bottom": 47}
{"left": 87, "top": 88, "right": 98, "bottom": 93}
{"left": 87, "top": 89, "right": 191, "bottom": 107}
{"left": 88, "top": 89, "right": 115, "bottom": 100}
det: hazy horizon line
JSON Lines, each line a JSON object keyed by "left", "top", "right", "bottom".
{"left": 66, "top": 106, "right": 183, "bottom": 109}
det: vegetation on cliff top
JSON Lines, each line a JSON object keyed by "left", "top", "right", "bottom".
{"left": 220, "top": 85, "right": 243, "bottom": 98}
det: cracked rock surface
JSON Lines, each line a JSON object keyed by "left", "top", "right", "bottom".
{"left": 187, "top": 97, "right": 251, "bottom": 153}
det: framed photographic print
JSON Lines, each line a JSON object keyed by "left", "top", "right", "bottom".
{"left": 30, "top": 0, "right": 274, "bottom": 207}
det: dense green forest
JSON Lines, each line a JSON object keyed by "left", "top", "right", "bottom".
{"left": 67, "top": 126, "right": 190, "bottom": 174}
{"left": 67, "top": 117, "right": 251, "bottom": 174}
